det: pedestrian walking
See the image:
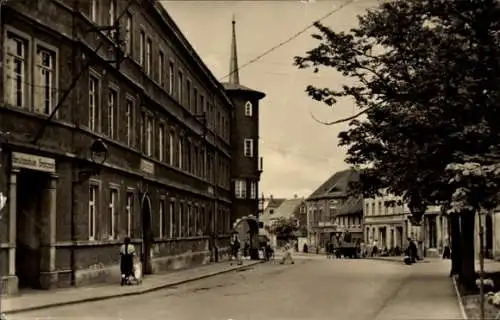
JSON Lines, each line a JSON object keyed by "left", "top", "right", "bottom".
{"left": 230, "top": 232, "right": 242, "bottom": 265}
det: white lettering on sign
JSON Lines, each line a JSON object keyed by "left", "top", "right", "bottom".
{"left": 140, "top": 159, "right": 155, "bottom": 174}
{"left": 12, "top": 152, "right": 56, "bottom": 173}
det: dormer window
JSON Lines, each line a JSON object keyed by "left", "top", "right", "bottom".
{"left": 244, "top": 101, "right": 253, "bottom": 117}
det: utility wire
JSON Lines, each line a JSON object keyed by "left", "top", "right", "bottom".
{"left": 33, "top": 0, "right": 134, "bottom": 144}
{"left": 218, "top": 0, "right": 357, "bottom": 81}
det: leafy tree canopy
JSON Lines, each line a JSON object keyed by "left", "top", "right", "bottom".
{"left": 294, "top": 0, "right": 500, "bottom": 218}
{"left": 266, "top": 217, "right": 299, "bottom": 238}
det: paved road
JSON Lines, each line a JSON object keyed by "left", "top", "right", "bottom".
{"left": 9, "top": 258, "right": 425, "bottom": 320}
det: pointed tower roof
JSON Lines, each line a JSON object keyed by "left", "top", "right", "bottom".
{"left": 229, "top": 15, "right": 240, "bottom": 85}
{"left": 222, "top": 16, "right": 265, "bottom": 100}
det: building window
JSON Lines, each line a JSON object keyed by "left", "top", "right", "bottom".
{"left": 126, "top": 192, "right": 134, "bottom": 237}
{"left": 250, "top": 181, "right": 257, "bottom": 199}
{"left": 168, "top": 132, "right": 174, "bottom": 165}
{"left": 178, "top": 202, "right": 184, "bottom": 237}
{"left": 34, "top": 46, "right": 56, "bottom": 115}
{"left": 159, "top": 199, "right": 166, "bottom": 238}
{"left": 108, "top": 89, "right": 117, "bottom": 138}
{"left": 177, "top": 71, "right": 183, "bottom": 102}
{"left": 186, "top": 80, "right": 191, "bottom": 111}
{"left": 109, "top": 0, "right": 116, "bottom": 28}
{"left": 146, "top": 117, "right": 153, "bottom": 156}
{"left": 178, "top": 138, "right": 183, "bottom": 169}
{"left": 139, "top": 30, "right": 145, "bottom": 66}
{"left": 5, "top": 33, "right": 28, "bottom": 108}
{"left": 193, "top": 88, "right": 198, "bottom": 113}
{"left": 245, "top": 101, "right": 253, "bottom": 117}
{"left": 234, "top": 180, "right": 246, "bottom": 199}
{"left": 88, "top": 75, "right": 99, "bottom": 131}
{"left": 244, "top": 139, "right": 254, "bottom": 157}
{"left": 90, "top": 0, "right": 98, "bottom": 22}
{"left": 124, "top": 13, "right": 132, "bottom": 55}
{"left": 125, "top": 99, "right": 133, "bottom": 146}
{"left": 88, "top": 184, "right": 98, "bottom": 240}
{"left": 146, "top": 38, "right": 152, "bottom": 76}
{"left": 158, "top": 124, "right": 164, "bottom": 161}
{"left": 168, "top": 62, "right": 174, "bottom": 95}
{"left": 200, "top": 95, "right": 205, "bottom": 115}
{"left": 158, "top": 50, "right": 164, "bottom": 86}
{"left": 108, "top": 189, "right": 118, "bottom": 239}
{"left": 170, "top": 200, "right": 176, "bottom": 238}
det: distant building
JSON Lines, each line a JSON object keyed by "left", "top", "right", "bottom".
{"left": 259, "top": 195, "right": 306, "bottom": 247}
{"left": 306, "top": 169, "right": 363, "bottom": 251}
{"left": 363, "top": 192, "right": 450, "bottom": 257}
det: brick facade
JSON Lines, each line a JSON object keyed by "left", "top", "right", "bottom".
{"left": 0, "top": 0, "right": 236, "bottom": 294}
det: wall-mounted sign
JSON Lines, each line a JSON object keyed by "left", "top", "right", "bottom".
{"left": 12, "top": 152, "right": 56, "bottom": 173}
{"left": 140, "top": 159, "right": 155, "bottom": 174}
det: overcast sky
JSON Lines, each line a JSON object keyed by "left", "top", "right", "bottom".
{"left": 162, "top": 0, "right": 378, "bottom": 199}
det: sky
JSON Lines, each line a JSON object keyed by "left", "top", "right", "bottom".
{"left": 161, "top": 0, "right": 378, "bottom": 199}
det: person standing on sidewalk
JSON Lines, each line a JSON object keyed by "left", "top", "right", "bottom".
{"left": 230, "top": 232, "right": 242, "bottom": 265}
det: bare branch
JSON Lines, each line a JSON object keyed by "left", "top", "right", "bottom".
{"left": 309, "top": 106, "right": 373, "bottom": 126}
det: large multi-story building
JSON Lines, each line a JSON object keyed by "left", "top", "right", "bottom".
{"left": 363, "top": 192, "right": 450, "bottom": 257}
{"left": 306, "top": 169, "right": 363, "bottom": 251}
{"left": 0, "top": 0, "right": 263, "bottom": 295}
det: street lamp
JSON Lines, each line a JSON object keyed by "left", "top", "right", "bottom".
{"left": 76, "top": 139, "right": 109, "bottom": 182}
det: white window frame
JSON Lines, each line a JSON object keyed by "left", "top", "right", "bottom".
{"left": 177, "top": 71, "right": 183, "bottom": 101}
{"left": 139, "top": 30, "right": 145, "bottom": 66}
{"left": 169, "top": 132, "right": 174, "bottom": 165}
{"left": 243, "top": 139, "right": 254, "bottom": 157}
{"left": 234, "top": 180, "right": 246, "bottom": 199}
{"left": 88, "top": 184, "right": 98, "bottom": 240}
{"left": 124, "top": 13, "right": 132, "bottom": 55}
{"left": 250, "top": 181, "right": 257, "bottom": 199}
{"left": 126, "top": 191, "right": 134, "bottom": 237}
{"left": 90, "top": 0, "right": 98, "bottom": 23}
{"left": 178, "top": 138, "right": 183, "bottom": 169}
{"left": 146, "top": 116, "right": 153, "bottom": 156}
{"left": 108, "top": 88, "right": 117, "bottom": 138}
{"left": 125, "top": 98, "right": 134, "bottom": 146}
{"left": 5, "top": 31, "right": 29, "bottom": 109}
{"left": 88, "top": 72, "right": 100, "bottom": 131}
{"left": 34, "top": 44, "right": 57, "bottom": 115}
{"left": 158, "top": 124, "right": 164, "bottom": 161}
{"left": 108, "top": 188, "right": 118, "bottom": 239}
{"left": 168, "top": 62, "right": 174, "bottom": 95}
{"left": 158, "top": 50, "right": 164, "bottom": 86}
{"left": 244, "top": 101, "right": 253, "bottom": 117}
{"left": 145, "top": 37, "right": 152, "bottom": 76}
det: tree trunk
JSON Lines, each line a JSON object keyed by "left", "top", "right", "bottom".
{"left": 450, "top": 214, "right": 461, "bottom": 276}
{"left": 459, "top": 211, "right": 476, "bottom": 292}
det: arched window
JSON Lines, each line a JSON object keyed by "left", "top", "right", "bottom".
{"left": 244, "top": 101, "right": 253, "bottom": 117}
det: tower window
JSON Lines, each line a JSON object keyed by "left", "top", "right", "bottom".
{"left": 244, "top": 101, "right": 253, "bottom": 117}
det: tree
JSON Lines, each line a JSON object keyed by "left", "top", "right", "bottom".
{"left": 266, "top": 217, "right": 299, "bottom": 240}
{"left": 294, "top": 0, "right": 500, "bottom": 288}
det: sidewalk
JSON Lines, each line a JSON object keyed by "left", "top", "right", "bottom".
{"left": 375, "top": 259, "right": 465, "bottom": 319}
{"left": 1, "top": 260, "right": 261, "bottom": 315}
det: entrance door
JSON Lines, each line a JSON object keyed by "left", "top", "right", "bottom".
{"left": 141, "top": 195, "right": 152, "bottom": 275}
{"left": 16, "top": 170, "right": 47, "bottom": 289}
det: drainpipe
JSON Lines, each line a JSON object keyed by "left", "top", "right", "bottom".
{"left": 0, "top": 2, "right": 9, "bottom": 316}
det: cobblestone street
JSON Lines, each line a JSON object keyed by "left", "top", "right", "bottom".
{"left": 8, "top": 257, "right": 462, "bottom": 320}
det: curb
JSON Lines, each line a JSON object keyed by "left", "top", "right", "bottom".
{"left": 4, "top": 261, "right": 263, "bottom": 315}
{"left": 452, "top": 275, "right": 468, "bottom": 320}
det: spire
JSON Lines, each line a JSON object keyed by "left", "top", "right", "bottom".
{"left": 229, "top": 14, "right": 240, "bottom": 84}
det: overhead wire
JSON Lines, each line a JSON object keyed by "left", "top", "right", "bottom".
{"left": 218, "top": 0, "right": 358, "bottom": 81}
